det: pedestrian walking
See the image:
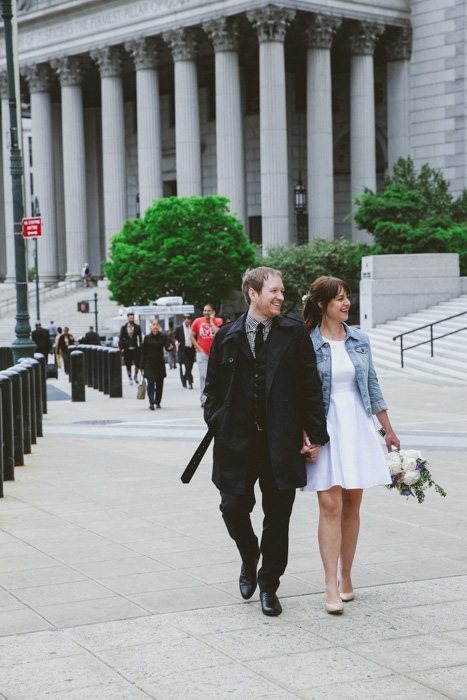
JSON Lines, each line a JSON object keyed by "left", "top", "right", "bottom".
{"left": 173, "top": 313, "right": 195, "bottom": 389}
{"left": 81, "top": 262, "right": 90, "bottom": 288}
{"left": 55, "top": 327, "right": 63, "bottom": 368}
{"left": 82, "top": 326, "right": 101, "bottom": 345}
{"left": 302, "top": 276, "right": 400, "bottom": 614}
{"left": 166, "top": 321, "right": 176, "bottom": 370}
{"left": 190, "top": 304, "right": 222, "bottom": 408}
{"left": 31, "top": 321, "right": 50, "bottom": 361}
{"left": 204, "top": 267, "right": 328, "bottom": 616}
{"left": 119, "top": 312, "right": 142, "bottom": 385}
{"left": 140, "top": 320, "right": 173, "bottom": 409}
{"left": 57, "top": 327, "right": 75, "bottom": 375}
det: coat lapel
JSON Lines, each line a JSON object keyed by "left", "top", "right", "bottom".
{"left": 266, "top": 317, "right": 293, "bottom": 400}
{"left": 224, "top": 313, "right": 253, "bottom": 363}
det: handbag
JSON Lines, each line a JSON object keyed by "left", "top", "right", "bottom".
{"left": 137, "top": 377, "right": 146, "bottom": 400}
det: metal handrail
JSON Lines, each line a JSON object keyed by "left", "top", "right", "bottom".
{"left": 0, "top": 279, "right": 81, "bottom": 318}
{"left": 393, "top": 309, "right": 467, "bottom": 367}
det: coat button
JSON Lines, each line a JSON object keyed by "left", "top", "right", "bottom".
{"left": 323, "top": 387, "right": 327, "bottom": 391}
{"left": 229, "top": 357, "right": 234, "bottom": 362}
{"left": 324, "top": 356, "right": 328, "bottom": 360}
{"left": 324, "top": 343, "right": 329, "bottom": 347}
{"left": 324, "top": 372, "right": 328, "bottom": 376}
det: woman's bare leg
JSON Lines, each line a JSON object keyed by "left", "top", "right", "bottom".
{"left": 317, "top": 486, "right": 343, "bottom": 605}
{"left": 339, "top": 488, "right": 363, "bottom": 595}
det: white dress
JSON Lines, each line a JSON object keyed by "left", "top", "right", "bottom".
{"left": 302, "top": 337, "right": 391, "bottom": 492}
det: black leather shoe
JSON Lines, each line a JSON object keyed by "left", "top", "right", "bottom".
{"left": 239, "top": 552, "right": 259, "bottom": 600}
{"left": 260, "top": 592, "right": 282, "bottom": 616}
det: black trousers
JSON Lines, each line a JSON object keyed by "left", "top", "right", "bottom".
{"left": 147, "top": 377, "right": 164, "bottom": 406}
{"left": 179, "top": 350, "right": 194, "bottom": 387}
{"left": 123, "top": 348, "right": 140, "bottom": 374}
{"left": 220, "top": 429, "right": 296, "bottom": 594}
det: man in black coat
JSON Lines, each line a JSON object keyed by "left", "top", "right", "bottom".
{"left": 119, "top": 312, "right": 142, "bottom": 385}
{"left": 83, "top": 326, "right": 101, "bottom": 345}
{"left": 173, "top": 313, "right": 196, "bottom": 389}
{"left": 31, "top": 322, "right": 50, "bottom": 361}
{"left": 204, "top": 267, "right": 328, "bottom": 616}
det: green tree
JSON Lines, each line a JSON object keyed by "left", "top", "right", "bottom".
{"left": 260, "top": 239, "right": 361, "bottom": 316}
{"left": 104, "top": 196, "right": 256, "bottom": 308}
{"left": 353, "top": 157, "right": 467, "bottom": 274}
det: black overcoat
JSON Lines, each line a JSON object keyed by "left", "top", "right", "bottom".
{"left": 140, "top": 332, "right": 170, "bottom": 381}
{"left": 204, "top": 313, "right": 328, "bottom": 494}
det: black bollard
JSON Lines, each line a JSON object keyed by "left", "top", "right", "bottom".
{"left": 0, "top": 389, "right": 3, "bottom": 497}
{"left": 108, "top": 348, "right": 123, "bottom": 398}
{"left": 70, "top": 351, "right": 85, "bottom": 402}
{"left": 84, "top": 346, "right": 93, "bottom": 387}
{"left": 102, "top": 348, "right": 110, "bottom": 395}
{"left": 0, "top": 374, "right": 14, "bottom": 480}
{"left": 97, "top": 347, "right": 104, "bottom": 393}
{"left": 2, "top": 369, "right": 25, "bottom": 464}
{"left": 22, "top": 359, "right": 43, "bottom": 439}
{"left": 19, "top": 361, "right": 37, "bottom": 445}
{"left": 12, "top": 366, "right": 32, "bottom": 454}
{"left": 92, "top": 346, "right": 99, "bottom": 389}
{"left": 34, "top": 353, "right": 47, "bottom": 415}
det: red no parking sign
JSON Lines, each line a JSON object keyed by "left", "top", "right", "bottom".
{"left": 22, "top": 217, "right": 42, "bottom": 238}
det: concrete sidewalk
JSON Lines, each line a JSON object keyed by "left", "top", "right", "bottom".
{"left": 0, "top": 365, "right": 466, "bottom": 699}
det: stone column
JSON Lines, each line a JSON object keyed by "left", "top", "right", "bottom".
{"left": 51, "top": 57, "right": 88, "bottom": 280}
{"left": 23, "top": 64, "right": 59, "bottom": 281}
{"left": 305, "top": 14, "right": 341, "bottom": 241}
{"left": 385, "top": 26, "right": 412, "bottom": 170}
{"left": 349, "top": 21, "right": 385, "bottom": 243}
{"left": 163, "top": 28, "right": 202, "bottom": 197}
{"left": 247, "top": 5, "right": 295, "bottom": 250}
{"left": 125, "top": 37, "right": 163, "bottom": 214}
{"left": 90, "top": 46, "right": 127, "bottom": 255}
{"left": 203, "top": 18, "right": 246, "bottom": 225}
{"left": 0, "top": 72, "right": 15, "bottom": 282}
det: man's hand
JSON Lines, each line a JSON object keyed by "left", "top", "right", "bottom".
{"left": 301, "top": 429, "right": 321, "bottom": 462}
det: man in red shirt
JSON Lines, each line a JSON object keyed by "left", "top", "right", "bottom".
{"left": 190, "top": 304, "right": 222, "bottom": 408}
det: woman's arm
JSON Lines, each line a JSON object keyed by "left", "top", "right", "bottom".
{"left": 376, "top": 410, "right": 400, "bottom": 452}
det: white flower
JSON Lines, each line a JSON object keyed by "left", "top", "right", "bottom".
{"left": 302, "top": 294, "right": 309, "bottom": 305}
{"left": 400, "top": 449, "right": 421, "bottom": 460}
{"left": 403, "top": 470, "right": 421, "bottom": 486}
{"left": 386, "top": 452, "right": 403, "bottom": 475}
{"left": 402, "top": 456, "right": 418, "bottom": 471}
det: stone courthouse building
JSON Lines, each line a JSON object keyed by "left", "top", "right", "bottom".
{"left": 0, "top": 0, "right": 464, "bottom": 281}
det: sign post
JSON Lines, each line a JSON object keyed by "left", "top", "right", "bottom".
{"left": 23, "top": 216, "right": 42, "bottom": 323}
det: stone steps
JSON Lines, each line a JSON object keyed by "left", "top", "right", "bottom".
{"left": 367, "top": 294, "right": 467, "bottom": 383}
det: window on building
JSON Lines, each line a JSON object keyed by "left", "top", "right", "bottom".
{"left": 207, "top": 73, "right": 216, "bottom": 122}
{"left": 245, "top": 70, "right": 259, "bottom": 114}
{"left": 28, "top": 136, "right": 33, "bottom": 167}
{"left": 249, "top": 216, "right": 262, "bottom": 245}
{"left": 29, "top": 172, "right": 34, "bottom": 195}
{"left": 296, "top": 216, "right": 308, "bottom": 245}
{"left": 163, "top": 180, "right": 177, "bottom": 197}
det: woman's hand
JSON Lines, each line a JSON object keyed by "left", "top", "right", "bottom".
{"left": 301, "top": 429, "right": 321, "bottom": 461}
{"left": 384, "top": 428, "right": 400, "bottom": 452}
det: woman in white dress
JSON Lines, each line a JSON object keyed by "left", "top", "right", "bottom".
{"left": 302, "top": 277, "right": 400, "bottom": 614}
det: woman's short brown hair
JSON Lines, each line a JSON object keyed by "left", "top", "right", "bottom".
{"left": 242, "top": 266, "right": 282, "bottom": 305}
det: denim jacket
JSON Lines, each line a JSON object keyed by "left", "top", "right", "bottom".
{"left": 311, "top": 323, "right": 387, "bottom": 418}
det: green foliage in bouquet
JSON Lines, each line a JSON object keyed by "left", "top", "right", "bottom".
{"left": 104, "top": 196, "right": 256, "bottom": 309}
{"left": 351, "top": 157, "right": 467, "bottom": 274}
{"left": 385, "top": 447, "right": 447, "bottom": 505}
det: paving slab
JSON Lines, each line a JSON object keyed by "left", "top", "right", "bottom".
{"left": 0, "top": 370, "right": 465, "bottom": 699}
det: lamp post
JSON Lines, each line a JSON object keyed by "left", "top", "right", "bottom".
{"left": 1, "top": 0, "right": 35, "bottom": 361}
{"left": 33, "top": 196, "right": 40, "bottom": 322}
{"left": 294, "top": 176, "right": 308, "bottom": 245}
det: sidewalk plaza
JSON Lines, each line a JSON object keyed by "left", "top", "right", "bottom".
{"left": 0, "top": 365, "right": 466, "bottom": 700}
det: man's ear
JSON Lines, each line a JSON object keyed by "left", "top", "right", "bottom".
{"left": 248, "top": 288, "right": 256, "bottom": 303}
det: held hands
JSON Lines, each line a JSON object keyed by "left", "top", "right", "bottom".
{"left": 301, "top": 429, "right": 321, "bottom": 462}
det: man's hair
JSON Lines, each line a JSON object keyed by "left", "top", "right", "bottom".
{"left": 203, "top": 303, "right": 215, "bottom": 312}
{"left": 242, "top": 266, "right": 282, "bottom": 305}
{"left": 127, "top": 312, "right": 134, "bottom": 317}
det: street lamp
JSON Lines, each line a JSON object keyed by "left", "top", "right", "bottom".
{"left": 1, "top": 0, "right": 35, "bottom": 360}
{"left": 294, "top": 176, "right": 308, "bottom": 245}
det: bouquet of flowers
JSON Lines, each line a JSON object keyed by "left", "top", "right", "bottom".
{"left": 385, "top": 448, "right": 447, "bottom": 504}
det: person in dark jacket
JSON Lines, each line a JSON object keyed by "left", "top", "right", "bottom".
{"left": 32, "top": 322, "right": 51, "bottom": 360}
{"left": 57, "top": 327, "right": 75, "bottom": 374}
{"left": 119, "top": 312, "right": 142, "bottom": 385}
{"left": 204, "top": 266, "right": 328, "bottom": 617}
{"left": 140, "top": 320, "right": 173, "bottom": 409}
{"left": 83, "top": 326, "right": 101, "bottom": 345}
{"left": 173, "top": 313, "right": 196, "bottom": 389}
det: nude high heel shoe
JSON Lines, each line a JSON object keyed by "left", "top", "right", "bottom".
{"left": 339, "top": 590, "right": 355, "bottom": 602}
{"left": 325, "top": 600, "right": 344, "bottom": 614}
